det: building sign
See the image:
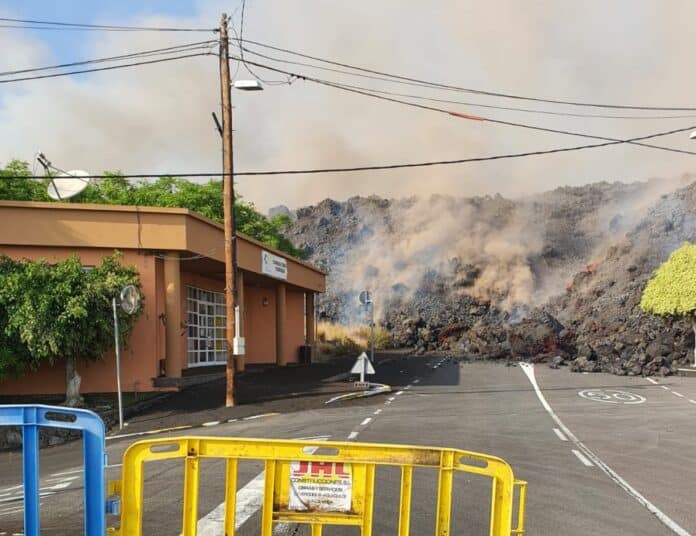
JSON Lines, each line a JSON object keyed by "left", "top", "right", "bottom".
{"left": 261, "top": 250, "right": 288, "bottom": 280}
{"left": 288, "top": 461, "right": 353, "bottom": 512}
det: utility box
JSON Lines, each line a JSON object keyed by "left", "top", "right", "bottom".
{"left": 233, "top": 336, "right": 246, "bottom": 356}
{"left": 298, "top": 345, "right": 312, "bottom": 364}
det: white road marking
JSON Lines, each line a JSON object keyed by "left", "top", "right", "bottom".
{"left": 572, "top": 449, "right": 594, "bottom": 467}
{"left": 373, "top": 409, "right": 382, "bottom": 415}
{"left": 520, "top": 362, "right": 691, "bottom": 536}
{"left": 387, "top": 396, "right": 396, "bottom": 402}
{"left": 348, "top": 431, "right": 359, "bottom": 440}
{"left": 395, "top": 390, "right": 404, "bottom": 396}
{"left": 197, "top": 438, "right": 327, "bottom": 535}
{"left": 553, "top": 428, "right": 568, "bottom": 441}
{"left": 689, "top": 400, "right": 696, "bottom": 405}
{"left": 404, "top": 385, "right": 412, "bottom": 390}
{"left": 197, "top": 472, "right": 265, "bottom": 535}
{"left": 49, "top": 469, "right": 83, "bottom": 477}
{"left": 202, "top": 420, "right": 220, "bottom": 427}
{"left": 662, "top": 386, "right": 670, "bottom": 391}
{"left": 413, "top": 379, "right": 420, "bottom": 384}
{"left": 672, "top": 391, "right": 685, "bottom": 398}
{"left": 646, "top": 377, "right": 659, "bottom": 385}
{"left": 45, "top": 476, "right": 80, "bottom": 483}
{"left": 360, "top": 417, "right": 372, "bottom": 426}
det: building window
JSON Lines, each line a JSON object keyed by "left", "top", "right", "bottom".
{"left": 186, "top": 286, "right": 227, "bottom": 366}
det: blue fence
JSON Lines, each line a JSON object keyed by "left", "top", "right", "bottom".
{"left": 0, "top": 405, "right": 106, "bottom": 536}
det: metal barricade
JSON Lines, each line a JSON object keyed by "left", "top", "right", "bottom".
{"left": 0, "top": 404, "right": 107, "bottom": 536}
{"left": 110, "top": 436, "right": 527, "bottom": 535}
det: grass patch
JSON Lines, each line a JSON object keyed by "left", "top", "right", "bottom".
{"left": 317, "top": 322, "right": 393, "bottom": 357}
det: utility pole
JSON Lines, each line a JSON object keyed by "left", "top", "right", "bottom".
{"left": 220, "top": 13, "right": 237, "bottom": 407}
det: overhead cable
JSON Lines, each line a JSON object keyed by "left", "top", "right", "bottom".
{"left": 2, "top": 123, "right": 695, "bottom": 180}
{"left": 228, "top": 55, "right": 696, "bottom": 156}
{"left": 235, "top": 43, "right": 696, "bottom": 120}
{"left": 0, "top": 16, "right": 216, "bottom": 32}
{"left": 0, "top": 53, "right": 213, "bottom": 84}
{"left": 0, "top": 41, "right": 217, "bottom": 77}
{"left": 232, "top": 37, "right": 696, "bottom": 112}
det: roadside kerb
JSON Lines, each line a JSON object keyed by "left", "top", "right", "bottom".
{"left": 324, "top": 383, "right": 392, "bottom": 404}
{"left": 105, "top": 413, "right": 280, "bottom": 441}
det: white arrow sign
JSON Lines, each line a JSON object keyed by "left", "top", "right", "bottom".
{"left": 351, "top": 352, "right": 375, "bottom": 383}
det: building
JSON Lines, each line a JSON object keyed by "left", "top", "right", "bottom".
{"left": 0, "top": 200, "right": 326, "bottom": 396}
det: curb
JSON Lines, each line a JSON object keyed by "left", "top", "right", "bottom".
{"left": 105, "top": 412, "right": 281, "bottom": 441}
{"left": 324, "top": 383, "right": 392, "bottom": 405}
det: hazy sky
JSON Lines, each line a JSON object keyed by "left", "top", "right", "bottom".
{"left": 1, "top": 1, "right": 696, "bottom": 211}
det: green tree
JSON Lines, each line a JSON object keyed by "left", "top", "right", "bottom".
{"left": 0, "top": 160, "right": 49, "bottom": 201}
{"left": 640, "top": 242, "right": 696, "bottom": 366}
{"left": 0, "top": 161, "right": 302, "bottom": 257}
{"left": 0, "top": 253, "right": 141, "bottom": 405}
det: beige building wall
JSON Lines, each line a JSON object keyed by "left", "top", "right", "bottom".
{"left": 0, "top": 246, "right": 159, "bottom": 396}
{"left": 0, "top": 202, "right": 325, "bottom": 396}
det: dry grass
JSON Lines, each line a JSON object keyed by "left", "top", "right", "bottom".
{"left": 317, "top": 322, "right": 393, "bottom": 357}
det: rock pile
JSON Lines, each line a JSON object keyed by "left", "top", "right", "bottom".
{"left": 284, "top": 178, "right": 696, "bottom": 376}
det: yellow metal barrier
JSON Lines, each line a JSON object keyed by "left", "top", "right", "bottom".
{"left": 109, "top": 436, "right": 527, "bottom": 535}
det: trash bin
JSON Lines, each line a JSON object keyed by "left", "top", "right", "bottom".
{"left": 298, "top": 345, "right": 312, "bottom": 364}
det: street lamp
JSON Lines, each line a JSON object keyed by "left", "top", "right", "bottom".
{"left": 113, "top": 285, "right": 141, "bottom": 430}
{"left": 233, "top": 79, "right": 264, "bottom": 91}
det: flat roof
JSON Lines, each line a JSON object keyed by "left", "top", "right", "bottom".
{"left": 0, "top": 200, "right": 326, "bottom": 292}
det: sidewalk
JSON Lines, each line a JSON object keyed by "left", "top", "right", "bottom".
{"left": 116, "top": 355, "right": 365, "bottom": 435}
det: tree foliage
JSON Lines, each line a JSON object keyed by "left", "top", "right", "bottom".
{"left": 0, "top": 253, "right": 141, "bottom": 387}
{"left": 0, "top": 161, "right": 302, "bottom": 257}
{"left": 0, "top": 160, "right": 49, "bottom": 201}
{"left": 640, "top": 243, "right": 696, "bottom": 317}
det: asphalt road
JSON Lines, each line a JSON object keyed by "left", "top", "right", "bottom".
{"left": 2, "top": 356, "right": 696, "bottom": 535}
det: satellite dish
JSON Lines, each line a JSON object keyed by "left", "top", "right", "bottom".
{"left": 119, "top": 285, "right": 141, "bottom": 315}
{"left": 47, "top": 169, "right": 91, "bottom": 201}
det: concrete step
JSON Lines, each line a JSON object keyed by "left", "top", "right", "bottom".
{"left": 677, "top": 367, "right": 696, "bottom": 377}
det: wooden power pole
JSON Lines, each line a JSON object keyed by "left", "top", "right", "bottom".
{"left": 219, "top": 13, "right": 237, "bottom": 407}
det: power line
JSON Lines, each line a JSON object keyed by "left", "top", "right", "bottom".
{"left": 2, "top": 123, "right": 695, "bottom": 180}
{"left": 229, "top": 55, "right": 696, "bottom": 157}
{"left": 235, "top": 0, "right": 290, "bottom": 86}
{"left": 0, "top": 41, "right": 217, "bottom": 77}
{"left": 235, "top": 42, "right": 696, "bottom": 121}
{"left": 0, "top": 53, "right": 213, "bottom": 84}
{"left": 233, "top": 37, "right": 696, "bottom": 112}
{"left": 0, "top": 16, "right": 216, "bottom": 32}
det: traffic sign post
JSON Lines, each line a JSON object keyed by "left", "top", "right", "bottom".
{"left": 351, "top": 352, "right": 375, "bottom": 388}
{"left": 359, "top": 290, "right": 375, "bottom": 364}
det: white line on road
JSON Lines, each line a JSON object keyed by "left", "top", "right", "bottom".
{"left": 520, "top": 362, "right": 691, "bottom": 536}
{"left": 197, "top": 472, "right": 265, "bottom": 535}
{"left": 689, "top": 400, "right": 696, "bottom": 405}
{"left": 571, "top": 449, "right": 594, "bottom": 467}
{"left": 49, "top": 469, "right": 83, "bottom": 477}
{"left": 44, "top": 476, "right": 80, "bottom": 483}
{"left": 672, "top": 391, "right": 685, "bottom": 398}
{"left": 553, "top": 428, "right": 568, "bottom": 441}
{"left": 413, "top": 379, "right": 420, "bottom": 384}
{"left": 646, "top": 377, "right": 659, "bottom": 385}
{"left": 662, "top": 386, "right": 671, "bottom": 391}
{"left": 360, "top": 417, "right": 372, "bottom": 426}
{"left": 387, "top": 396, "right": 396, "bottom": 402}
{"left": 197, "top": 438, "right": 327, "bottom": 535}
{"left": 395, "top": 390, "right": 404, "bottom": 396}
{"left": 404, "top": 385, "right": 412, "bottom": 390}
{"left": 373, "top": 409, "right": 382, "bottom": 415}
{"left": 348, "top": 431, "right": 359, "bottom": 440}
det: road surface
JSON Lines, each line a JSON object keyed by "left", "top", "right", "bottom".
{"left": 1, "top": 356, "right": 695, "bottom": 535}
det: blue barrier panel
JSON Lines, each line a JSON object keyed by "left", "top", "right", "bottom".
{"left": 0, "top": 405, "right": 106, "bottom": 536}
